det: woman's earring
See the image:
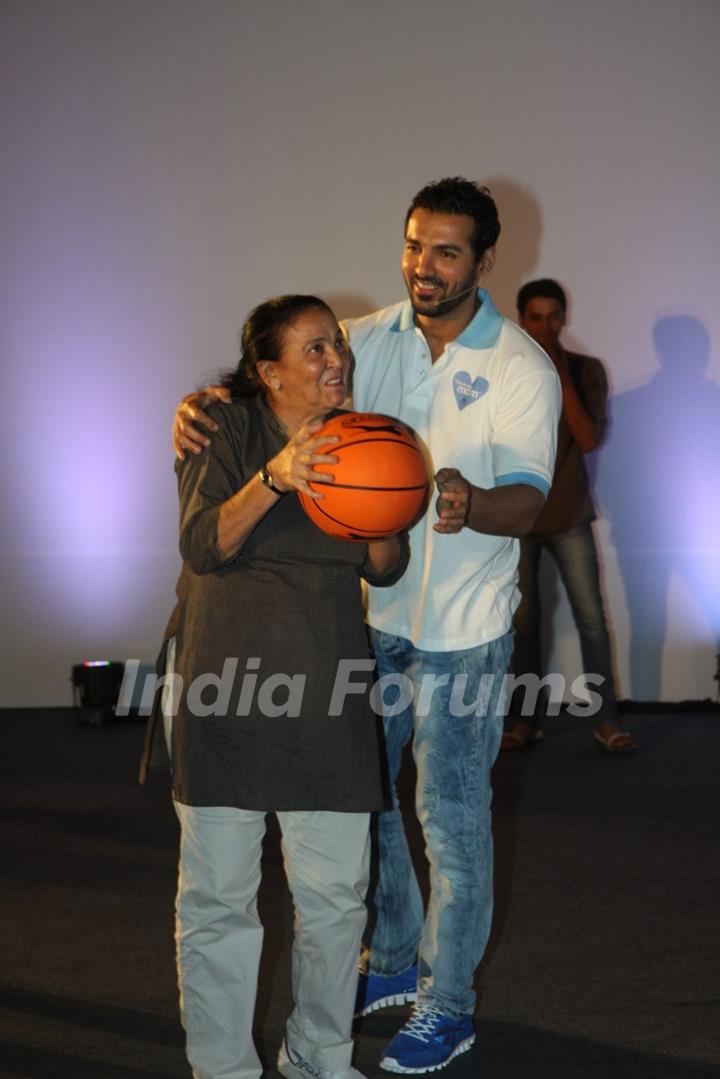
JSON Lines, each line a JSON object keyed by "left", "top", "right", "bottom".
{"left": 274, "top": 382, "right": 282, "bottom": 390}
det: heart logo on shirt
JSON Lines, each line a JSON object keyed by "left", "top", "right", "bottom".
{"left": 453, "top": 372, "right": 489, "bottom": 410}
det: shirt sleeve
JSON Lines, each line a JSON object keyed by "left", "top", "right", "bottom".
{"left": 577, "top": 354, "right": 609, "bottom": 441}
{"left": 493, "top": 352, "right": 562, "bottom": 497}
{"left": 176, "top": 405, "right": 246, "bottom": 575}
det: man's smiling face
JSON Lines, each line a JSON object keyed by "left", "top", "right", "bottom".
{"left": 401, "top": 208, "right": 486, "bottom": 320}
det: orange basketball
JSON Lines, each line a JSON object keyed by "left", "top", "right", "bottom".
{"left": 298, "top": 412, "right": 429, "bottom": 542}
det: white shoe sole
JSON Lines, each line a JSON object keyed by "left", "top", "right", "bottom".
{"left": 379, "top": 1033, "right": 475, "bottom": 1073}
{"left": 355, "top": 989, "right": 418, "bottom": 1018}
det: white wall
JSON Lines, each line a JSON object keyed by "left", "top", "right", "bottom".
{"left": 2, "top": 0, "right": 719, "bottom": 706}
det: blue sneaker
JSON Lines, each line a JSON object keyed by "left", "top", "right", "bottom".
{"left": 354, "top": 961, "right": 418, "bottom": 1017}
{"left": 379, "top": 1004, "right": 475, "bottom": 1073}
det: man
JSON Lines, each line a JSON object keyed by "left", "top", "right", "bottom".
{"left": 502, "top": 278, "right": 637, "bottom": 753}
{"left": 173, "top": 178, "right": 560, "bottom": 1074}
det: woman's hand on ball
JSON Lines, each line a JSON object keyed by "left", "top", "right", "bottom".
{"left": 433, "top": 468, "right": 472, "bottom": 533}
{"left": 267, "top": 420, "right": 339, "bottom": 498}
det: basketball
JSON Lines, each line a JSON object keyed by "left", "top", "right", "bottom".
{"left": 298, "top": 412, "right": 429, "bottom": 542}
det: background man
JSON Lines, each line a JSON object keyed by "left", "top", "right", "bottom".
{"left": 173, "top": 179, "right": 561, "bottom": 1074}
{"left": 502, "top": 278, "right": 637, "bottom": 754}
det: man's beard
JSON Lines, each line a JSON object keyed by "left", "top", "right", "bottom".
{"left": 406, "top": 273, "right": 478, "bottom": 319}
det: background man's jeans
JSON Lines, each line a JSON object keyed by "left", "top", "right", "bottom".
{"left": 512, "top": 522, "right": 618, "bottom": 724}
{"left": 364, "top": 627, "right": 513, "bottom": 1016}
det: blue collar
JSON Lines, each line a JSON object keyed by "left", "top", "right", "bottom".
{"left": 389, "top": 288, "right": 503, "bottom": 348}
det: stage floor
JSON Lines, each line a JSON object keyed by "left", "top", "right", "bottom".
{"left": 2, "top": 709, "right": 719, "bottom": 1078}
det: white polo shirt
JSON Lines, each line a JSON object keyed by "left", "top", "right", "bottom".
{"left": 346, "top": 289, "right": 560, "bottom": 652}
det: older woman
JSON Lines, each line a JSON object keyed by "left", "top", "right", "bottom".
{"left": 158, "top": 295, "right": 407, "bottom": 1079}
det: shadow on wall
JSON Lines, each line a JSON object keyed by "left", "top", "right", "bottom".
{"left": 594, "top": 314, "right": 720, "bottom": 699}
{"left": 482, "top": 177, "right": 543, "bottom": 317}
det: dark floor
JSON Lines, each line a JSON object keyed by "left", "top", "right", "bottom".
{"left": 1, "top": 709, "right": 719, "bottom": 1078}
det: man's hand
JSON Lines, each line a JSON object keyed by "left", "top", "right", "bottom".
{"left": 433, "top": 468, "right": 472, "bottom": 533}
{"left": 546, "top": 343, "right": 570, "bottom": 380}
{"left": 173, "top": 386, "right": 232, "bottom": 459}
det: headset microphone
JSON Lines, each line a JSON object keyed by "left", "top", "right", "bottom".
{"left": 430, "top": 284, "right": 478, "bottom": 308}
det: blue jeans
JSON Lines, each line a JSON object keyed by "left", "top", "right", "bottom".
{"left": 364, "top": 627, "right": 514, "bottom": 1016}
{"left": 512, "top": 522, "right": 618, "bottom": 723}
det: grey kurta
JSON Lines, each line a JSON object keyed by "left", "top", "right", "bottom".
{"left": 169, "top": 396, "right": 405, "bottom": 812}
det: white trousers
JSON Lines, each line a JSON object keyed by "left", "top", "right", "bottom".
{"left": 173, "top": 801, "right": 370, "bottom": 1079}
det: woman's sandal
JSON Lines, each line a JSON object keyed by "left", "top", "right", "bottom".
{"left": 593, "top": 728, "right": 638, "bottom": 754}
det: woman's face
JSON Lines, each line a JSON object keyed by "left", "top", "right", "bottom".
{"left": 264, "top": 307, "right": 350, "bottom": 419}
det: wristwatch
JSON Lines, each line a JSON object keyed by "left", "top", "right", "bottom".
{"left": 258, "top": 465, "right": 284, "bottom": 496}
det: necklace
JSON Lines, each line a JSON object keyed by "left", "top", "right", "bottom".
{"left": 266, "top": 403, "right": 289, "bottom": 441}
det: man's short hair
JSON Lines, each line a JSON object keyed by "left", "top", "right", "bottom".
{"left": 517, "top": 278, "right": 567, "bottom": 315}
{"left": 405, "top": 177, "right": 501, "bottom": 263}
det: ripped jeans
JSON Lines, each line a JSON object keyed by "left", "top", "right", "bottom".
{"left": 364, "top": 627, "right": 513, "bottom": 1016}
